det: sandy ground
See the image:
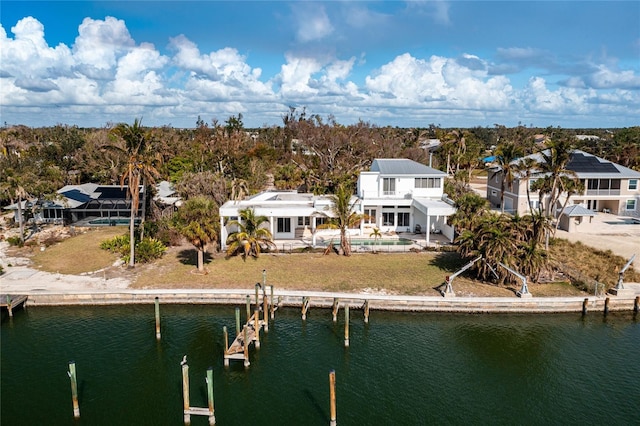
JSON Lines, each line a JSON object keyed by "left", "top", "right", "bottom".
{"left": 0, "top": 241, "right": 131, "bottom": 292}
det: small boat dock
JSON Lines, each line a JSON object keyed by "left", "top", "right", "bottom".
{"left": 1, "top": 294, "right": 28, "bottom": 317}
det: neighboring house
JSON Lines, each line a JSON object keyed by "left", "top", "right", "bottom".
{"left": 4, "top": 183, "right": 143, "bottom": 225}
{"left": 219, "top": 191, "right": 335, "bottom": 249}
{"left": 357, "top": 159, "right": 455, "bottom": 245}
{"left": 218, "top": 158, "right": 456, "bottom": 249}
{"left": 486, "top": 150, "right": 640, "bottom": 221}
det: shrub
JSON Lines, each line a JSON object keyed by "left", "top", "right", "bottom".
{"left": 102, "top": 234, "right": 166, "bottom": 264}
{"left": 134, "top": 237, "right": 167, "bottom": 263}
{"left": 100, "top": 234, "right": 130, "bottom": 253}
{"left": 6, "top": 236, "right": 23, "bottom": 247}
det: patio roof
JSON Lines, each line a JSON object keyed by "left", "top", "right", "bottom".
{"left": 560, "top": 205, "right": 596, "bottom": 217}
{"left": 412, "top": 198, "right": 456, "bottom": 216}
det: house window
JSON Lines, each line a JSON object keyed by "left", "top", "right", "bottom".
{"left": 630, "top": 179, "right": 638, "bottom": 190}
{"left": 529, "top": 200, "right": 540, "bottom": 210}
{"left": 277, "top": 217, "right": 291, "bottom": 233}
{"left": 416, "top": 178, "right": 441, "bottom": 188}
{"left": 398, "top": 212, "right": 410, "bottom": 227}
{"left": 383, "top": 178, "right": 395, "bottom": 195}
{"left": 529, "top": 179, "right": 537, "bottom": 191}
{"left": 364, "top": 208, "right": 377, "bottom": 224}
{"left": 298, "top": 216, "right": 310, "bottom": 226}
{"left": 315, "top": 217, "right": 328, "bottom": 226}
{"left": 491, "top": 190, "right": 497, "bottom": 197}
{"left": 625, "top": 200, "right": 636, "bottom": 211}
{"left": 382, "top": 212, "right": 395, "bottom": 226}
{"left": 428, "top": 178, "right": 441, "bottom": 188}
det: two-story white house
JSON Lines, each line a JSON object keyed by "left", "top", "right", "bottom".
{"left": 219, "top": 158, "right": 456, "bottom": 249}
{"left": 357, "top": 159, "right": 455, "bottom": 245}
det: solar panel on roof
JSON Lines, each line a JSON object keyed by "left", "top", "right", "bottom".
{"left": 567, "top": 153, "right": 618, "bottom": 174}
{"left": 95, "top": 187, "right": 130, "bottom": 199}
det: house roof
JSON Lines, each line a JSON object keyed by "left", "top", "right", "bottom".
{"left": 370, "top": 158, "right": 446, "bottom": 176}
{"left": 525, "top": 150, "right": 640, "bottom": 179}
{"left": 560, "top": 205, "right": 596, "bottom": 217}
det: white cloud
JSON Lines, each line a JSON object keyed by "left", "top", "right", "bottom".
{"left": 73, "top": 17, "right": 135, "bottom": 71}
{"left": 291, "top": 3, "right": 334, "bottom": 43}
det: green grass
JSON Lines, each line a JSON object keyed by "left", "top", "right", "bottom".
{"left": 31, "top": 227, "right": 125, "bottom": 274}
{"left": 131, "top": 247, "right": 468, "bottom": 296}
{"left": 25, "top": 227, "right": 624, "bottom": 297}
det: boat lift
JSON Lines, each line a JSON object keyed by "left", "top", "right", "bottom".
{"left": 442, "top": 256, "right": 498, "bottom": 297}
{"left": 498, "top": 262, "right": 532, "bottom": 298}
{"left": 612, "top": 254, "right": 636, "bottom": 294}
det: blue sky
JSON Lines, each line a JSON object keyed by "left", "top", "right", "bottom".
{"left": 1, "top": 1, "right": 639, "bottom": 129}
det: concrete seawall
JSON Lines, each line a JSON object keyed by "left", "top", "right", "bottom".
{"left": 21, "top": 289, "right": 640, "bottom": 314}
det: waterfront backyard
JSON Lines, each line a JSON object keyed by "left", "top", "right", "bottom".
{"left": 7, "top": 226, "right": 638, "bottom": 298}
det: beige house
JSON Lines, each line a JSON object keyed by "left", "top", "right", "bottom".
{"left": 487, "top": 150, "right": 640, "bottom": 221}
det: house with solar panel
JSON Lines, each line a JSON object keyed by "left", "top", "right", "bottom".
{"left": 4, "top": 183, "right": 143, "bottom": 226}
{"left": 486, "top": 150, "right": 640, "bottom": 229}
{"left": 219, "top": 158, "right": 456, "bottom": 248}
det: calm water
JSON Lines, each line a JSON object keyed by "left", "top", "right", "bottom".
{"left": 2, "top": 305, "right": 639, "bottom": 425}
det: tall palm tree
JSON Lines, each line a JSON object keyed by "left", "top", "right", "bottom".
{"left": 494, "top": 142, "right": 522, "bottom": 213}
{"left": 110, "top": 118, "right": 158, "bottom": 267}
{"left": 327, "top": 184, "right": 363, "bottom": 256}
{"left": 175, "top": 196, "right": 219, "bottom": 273}
{"left": 514, "top": 156, "right": 539, "bottom": 213}
{"left": 225, "top": 208, "right": 276, "bottom": 260}
{"left": 538, "top": 139, "right": 574, "bottom": 218}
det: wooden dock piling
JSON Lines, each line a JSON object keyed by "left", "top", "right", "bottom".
{"left": 223, "top": 326, "right": 229, "bottom": 367}
{"left": 604, "top": 297, "right": 610, "bottom": 316}
{"left": 206, "top": 367, "right": 215, "bottom": 425}
{"left": 329, "top": 370, "right": 337, "bottom": 426}
{"left": 270, "top": 285, "right": 275, "bottom": 319}
{"left": 634, "top": 296, "right": 639, "bottom": 314}
{"left": 302, "top": 296, "right": 310, "bottom": 320}
{"left": 263, "top": 294, "right": 269, "bottom": 332}
{"left": 235, "top": 308, "right": 241, "bottom": 335}
{"left": 332, "top": 298, "right": 340, "bottom": 322}
{"left": 582, "top": 298, "right": 588, "bottom": 315}
{"left": 243, "top": 326, "right": 250, "bottom": 368}
{"left": 344, "top": 305, "right": 350, "bottom": 348}
{"left": 182, "top": 361, "right": 190, "bottom": 424}
{"left": 363, "top": 300, "right": 370, "bottom": 324}
{"left": 68, "top": 361, "right": 80, "bottom": 418}
{"left": 155, "top": 297, "right": 161, "bottom": 340}
{"left": 253, "top": 309, "right": 261, "bottom": 349}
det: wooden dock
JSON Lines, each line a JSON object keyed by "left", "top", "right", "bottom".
{"left": 1, "top": 294, "right": 28, "bottom": 317}
{"left": 223, "top": 310, "right": 265, "bottom": 368}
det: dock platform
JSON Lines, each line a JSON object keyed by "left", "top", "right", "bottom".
{"left": 1, "top": 294, "right": 28, "bottom": 317}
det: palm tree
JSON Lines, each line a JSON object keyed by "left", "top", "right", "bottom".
{"left": 494, "top": 142, "right": 522, "bottom": 213}
{"left": 450, "top": 192, "right": 488, "bottom": 233}
{"left": 369, "top": 227, "right": 382, "bottom": 253}
{"left": 538, "top": 139, "right": 575, "bottom": 218}
{"left": 328, "top": 184, "right": 363, "bottom": 256}
{"left": 175, "top": 196, "right": 219, "bottom": 273}
{"left": 110, "top": 118, "right": 159, "bottom": 267}
{"left": 555, "top": 176, "right": 584, "bottom": 234}
{"left": 476, "top": 214, "right": 518, "bottom": 283}
{"left": 225, "top": 208, "right": 276, "bottom": 260}
{"left": 514, "top": 156, "right": 539, "bottom": 214}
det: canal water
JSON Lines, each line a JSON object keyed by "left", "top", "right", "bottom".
{"left": 1, "top": 305, "right": 639, "bottom": 425}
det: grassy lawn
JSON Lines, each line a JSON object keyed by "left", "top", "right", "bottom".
{"left": 131, "top": 246, "right": 472, "bottom": 295}
{"left": 21, "top": 226, "right": 625, "bottom": 298}
{"left": 29, "top": 226, "right": 125, "bottom": 274}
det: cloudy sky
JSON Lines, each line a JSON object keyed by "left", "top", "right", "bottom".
{"left": 1, "top": 1, "right": 639, "bottom": 129}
